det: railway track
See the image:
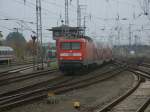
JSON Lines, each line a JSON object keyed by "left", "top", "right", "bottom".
{"left": 140, "top": 63, "right": 150, "bottom": 68}
{"left": 0, "top": 61, "right": 32, "bottom": 67}
{"left": 115, "top": 59, "right": 150, "bottom": 70}
{"left": 0, "top": 76, "right": 72, "bottom": 105}
{"left": 0, "top": 63, "right": 125, "bottom": 111}
{"left": 91, "top": 66, "right": 150, "bottom": 112}
{"left": 0, "top": 64, "right": 37, "bottom": 77}
{"left": 0, "top": 62, "right": 52, "bottom": 80}
{"left": 0, "top": 69, "right": 60, "bottom": 97}
{"left": 136, "top": 98, "right": 150, "bottom": 112}
{"left": 0, "top": 69, "right": 58, "bottom": 86}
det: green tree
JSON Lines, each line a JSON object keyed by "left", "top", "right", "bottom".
{"left": 6, "top": 32, "right": 26, "bottom": 60}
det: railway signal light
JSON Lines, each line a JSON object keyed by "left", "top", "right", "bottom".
{"left": 31, "top": 35, "right": 37, "bottom": 42}
{"left": 31, "top": 35, "right": 37, "bottom": 71}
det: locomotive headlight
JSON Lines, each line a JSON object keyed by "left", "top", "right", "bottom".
{"left": 60, "top": 57, "right": 63, "bottom": 60}
{"left": 60, "top": 53, "right": 69, "bottom": 56}
{"left": 60, "top": 53, "right": 82, "bottom": 56}
{"left": 79, "top": 57, "right": 82, "bottom": 60}
{"left": 73, "top": 53, "right": 82, "bottom": 56}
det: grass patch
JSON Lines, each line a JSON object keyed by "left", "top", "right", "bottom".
{"left": 47, "top": 61, "right": 58, "bottom": 69}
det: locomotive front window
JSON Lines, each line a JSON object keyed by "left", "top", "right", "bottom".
{"left": 61, "top": 42, "right": 71, "bottom": 50}
{"left": 72, "top": 42, "right": 80, "bottom": 50}
{"left": 61, "top": 42, "right": 80, "bottom": 50}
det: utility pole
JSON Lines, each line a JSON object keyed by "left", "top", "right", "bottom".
{"left": 143, "top": 0, "right": 149, "bottom": 15}
{"left": 65, "top": 0, "right": 69, "bottom": 25}
{"left": 116, "top": 14, "right": 120, "bottom": 45}
{"left": 134, "top": 35, "right": 138, "bottom": 46}
{"left": 76, "top": 0, "right": 82, "bottom": 37}
{"left": 117, "top": 27, "right": 121, "bottom": 46}
{"left": 129, "top": 23, "right": 132, "bottom": 49}
{"left": 77, "top": 0, "right": 81, "bottom": 27}
{"left": 36, "top": 0, "right": 43, "bottom": 69}
{"left": 115, "top": 14, "right": 122, "bottom": 56}
{"left": 83, "top": 16, "right": 86, "bottom": 35}
{"left": 64, "top": 0, "right": 69, "bottom": 37}
{"left": 117, "top": 27, "right": 122, "bottom": 56}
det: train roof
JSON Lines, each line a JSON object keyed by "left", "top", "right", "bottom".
{"left": 0, "top": 46, "right": 13, "bottom": 51}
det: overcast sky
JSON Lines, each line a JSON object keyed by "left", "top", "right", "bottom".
{"left": 0, "top": 0, "right": 150, "bottom": 45}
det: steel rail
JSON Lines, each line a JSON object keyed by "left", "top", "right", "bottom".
{"left": 132, "top": 69, "right": 150, "bottom": 112}
{"left": 136, "top": 98, "right": 150, "bottom": 112}
{"left": 0, "top": 64, "right": 35, "bottom": 76}
{"left": 97, "top": 74, "right": 141, "bottom": 112}
{"left": 0, "top": 69, "right": 57, "bottom": 86}
{"left": 0, "top": 77, "right": 73, "bottom": 105}
{"left": 129, "top": 67, "right": 150, "bottom": 79}
{"left": 0, "top": 72, "right": 62, "bottom": 98}
{"left": 96, "top": 64, "right": 149, "bottom": 112}
{"left": 0, "top": 65, "right": 124, "bottom": 110}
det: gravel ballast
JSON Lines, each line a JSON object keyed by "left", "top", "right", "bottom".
{"left": 5, "top": 71, "right": 135, "bottom": 112}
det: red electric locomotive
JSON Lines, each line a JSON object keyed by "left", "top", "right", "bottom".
{"left": 57, "top": 36, "right": 112, "bottom": 73}
{"left": 49, "top": 25, "right": 112, "bottom": 73}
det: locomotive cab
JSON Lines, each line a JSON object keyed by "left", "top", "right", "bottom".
{"left": 57, "top": 38, "right": 85, "bottom": 72}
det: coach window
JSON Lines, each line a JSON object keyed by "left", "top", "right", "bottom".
{"left": 1, "top": 51, "right": 3, "bottom": 55}
{"left": 72, "top": 42, "right": 80, "bottom": 50}
{"left": 10, "top": 51, "right": 13, "bottom": 55}
{"left": 8, "top": 51, "right": 10, "bottom": 55}
{"left": 2, "top": 51, "right": 5, "bottom": 55}
{"left": 61, "top": 42, "right": 71, "bottom": 50}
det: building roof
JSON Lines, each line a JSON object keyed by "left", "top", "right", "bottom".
{"left": 49, "top": 25, "right": 84, "bottom": 31}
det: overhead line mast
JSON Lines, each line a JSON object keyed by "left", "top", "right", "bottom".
{"left": 23, "top": 0, "right": 43, "bottom": 70}
{"left": 36, "top": 0, "right": 43, "bottom": 69}
{"left": 77, "top": 0, "right": 81, "bottom": 27}
{"left": 65, "top": 0, "right": 69, "bottom": 25}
